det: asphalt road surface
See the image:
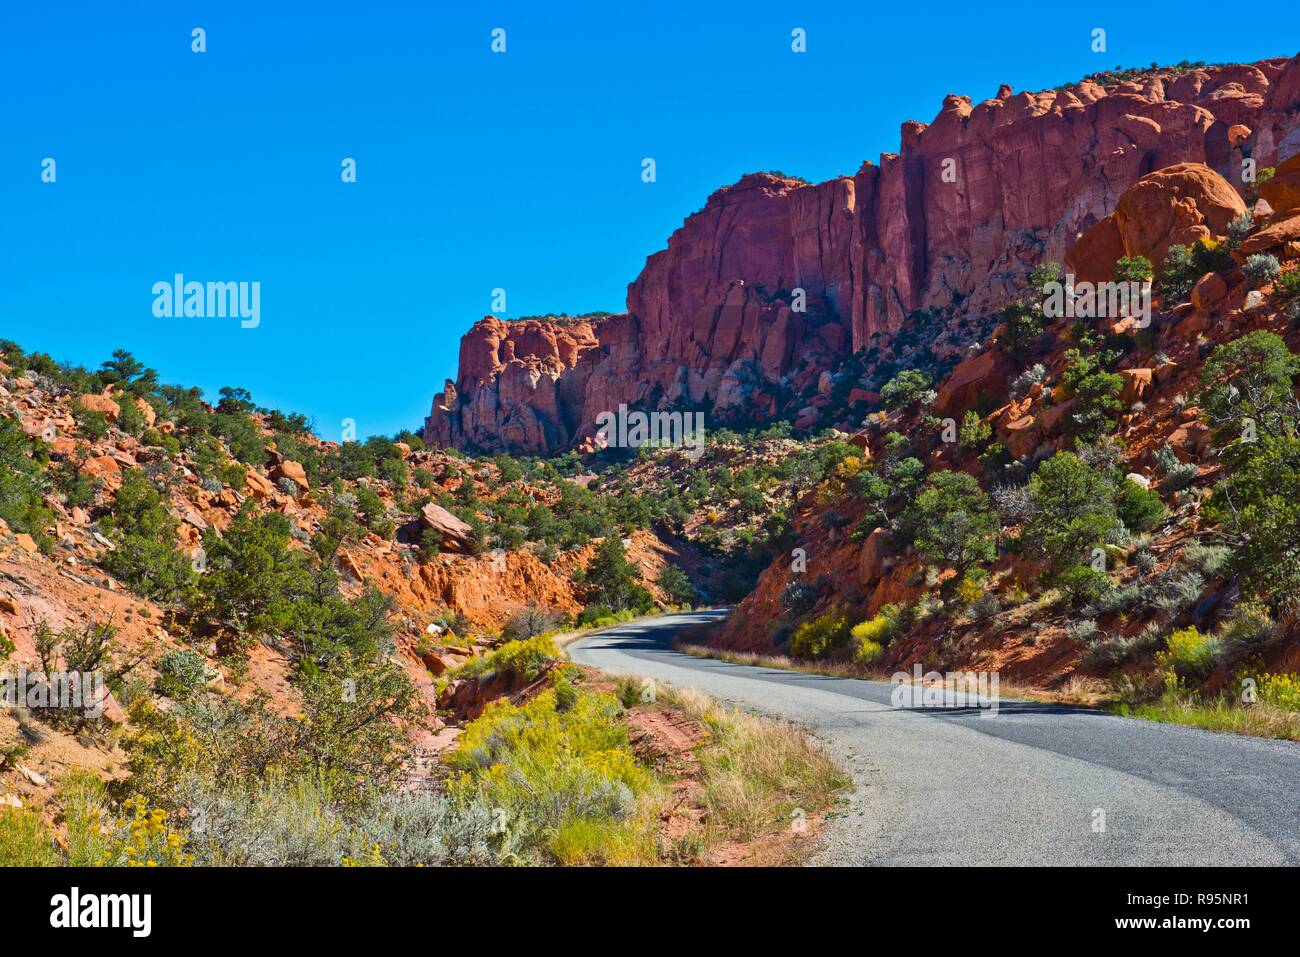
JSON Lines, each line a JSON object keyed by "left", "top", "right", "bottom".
{"left": 568, "top": 611, "right": 1300, "bottom": 865}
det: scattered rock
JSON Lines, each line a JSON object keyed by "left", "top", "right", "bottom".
{"left": 75, "top": 393, "right": 120, "bottom": 422}
{"left": 1120, "top": 368, "right": 1154, "bottom": 404}
{"left": 16, "top": 765, "right": 47, "bottom": 788}
{"left": 418, "top": 503, "right": 477, "bottom": 553}
{"left": 1191, "top": 272, "right": 1228, "bottom": 310}
{"left": 269, "top": 459, "right": 309, "bottom": 492}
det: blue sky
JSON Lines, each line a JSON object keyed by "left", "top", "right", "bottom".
{"left": 1, "top": 1, "right": 1288, "bottom": 439}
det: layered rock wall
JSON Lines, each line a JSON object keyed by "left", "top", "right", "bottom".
{"left": 426, "top": 56, "right": 1300, "bottom": 454}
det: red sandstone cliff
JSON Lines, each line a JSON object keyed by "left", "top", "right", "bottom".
{"left": 426, "top": 56, "right": 1300, "bottom": 455}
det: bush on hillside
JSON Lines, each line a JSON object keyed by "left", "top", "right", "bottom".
{"left": 788, "top": 609, "right": 852, "bottom": 659}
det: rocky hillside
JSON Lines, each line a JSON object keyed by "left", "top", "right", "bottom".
{"left": 711, "top": 153, "right": 1300, "bottom": 708}
{"left": 425, "top": 55, "right": 1300, "bottom": 455}
{"left": 0, "top": 348, "right": 710, "bottom": 794}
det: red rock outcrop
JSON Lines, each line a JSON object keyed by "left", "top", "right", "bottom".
{"left": 427, "top": 57, "right": 1300, "bottom": 455}
{"left": 1067, "top": 163, "right": 1247, "bottom": 281}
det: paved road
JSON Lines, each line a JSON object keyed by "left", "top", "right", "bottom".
{"left": 569, "top": 611, "right": 1300, "bottom": 865}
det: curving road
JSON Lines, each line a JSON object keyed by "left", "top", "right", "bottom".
{"left": 569, "top": 611, "right": 1300, "bottom": 866}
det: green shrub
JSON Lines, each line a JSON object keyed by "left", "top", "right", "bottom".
{"left": 100, "top": 471, "right": 196, "bottom": 603}
{"left": 1001, "top": 300, "right": 1045, "bottom": 360}
{"left": 1205, "top": 434, "right": 1300, "bottom": 607}
{"left": 1055, "top": 564, "right": 1113, "bottom": 604}
{"left": 75, "top": 408, "right": 110, "bottom": 440}
{"left": 1216, "top": 601, "right": 1278, "bottom": 664}
{"left": 1272, "top": 267, "right": 1300, "bottom": 306}
{"left": 1156, "top": 245, "right": 1195, "bottom": 302}
{"left": 880, "top": 370, "right": 934, "bottom": 411}
{"left": 958, "top": 410, "right": 992, "bottom": 451}
{"left": 1115, "top": 479, "right": 1166, "bottom": 532}
{"left": 1114, "top": 256, "right": 1153, "bottom": 282}
{"left": 1243, "top": 253, "right": 1281, "bottom": 288}
{"left": 52, "top": 460, "right": 96, "bottom": 508}
{"left": 657, "top": 564, "right": 697, "bottom": 606}
{"left": 906, "top": 471, "right": 997, "bottom": 580}
{"left": 0, "top": 808, "right": 58, "bottom": 866}
{"left": 197, "top": 503, "right": 314, "bottom": 648}
{"left": 1060, "top": 348, "right": 1123, "bottom": 441}
{"left": 0, "top": 415, "right": 55, "bottom": 552}
{"left": 125, "top": 653, "right": 423, "bottom": 814}
{"left": 1199, "top": 331, "right": 1300, "bottom": 446}
{"left": 579, "top": 536, "right": 654, "bottom": 614}
{"left": 576, "top": 603, "right": 618, "bottom": 627}
{"left": 616, "top": 676, "right": 643, "bottom": 709}
{"left": 1023, "top": 452, "right": 1120, "bottom": 574}
{"left": 154, "top": 650, "right": 209, "bottom": 700}
{"left": 779, "top": 579, "right": 819, "bottom": 614}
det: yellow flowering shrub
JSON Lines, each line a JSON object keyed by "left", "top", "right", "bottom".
{"left": 1259, "top": 673, "right": 1300, "bottom": 712}
{"left": 789, "top": 609, "right": 852, "bottom": 659}
{"left": 105, "top": 796, "right": 193, "bottom": 867}
{"left": 447, "top": 688, "right": 658, "bottom": 863}
{"left": 1156, "top": 626, "right": 1218, "bottom": 683}
{"left": 450, "top": 633, "right": 558, "bottom": 684}
{"left": 0, "top": 807, "right": 59, "bottom": 866}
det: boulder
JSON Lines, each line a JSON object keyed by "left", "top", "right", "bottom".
{"left": 1168, "top": 421, "right": 1213, "bottom": 460}
{"left": 859, "top": 527, "right": 891, "bottom": 584}
{"left": 420, "top": 651, "right": 449, "bottom": 676}
{"left": 244, "top": 470, "right": 274, "bottom": 500}
{"left": 80, "top": 455, "right": 121, "bottom": 482}
{"left": 933, "top": 350, "right": 1007, "bottom": 417}
{"left": 1113, "top": 164, "right": 1247, "bottom": 268}
{"left": 269, "top": 459, "right": 309, "bottom": 491}
{"left": 1238, "top": 211, "right": 1300, "bottom": 255}
{"left": 1002, "top": 414, "right": 1039, "bottom": 460}
{"left": 1066, "top": 216, "right": 1127, "bottom": 284}
{"left": 1039, "top": 399, "right": 1075, "bottom": 435}
{"left": 1259, "top": 152, "right": 1300, "bottom": 213}
{"left": 418, "top": 503, "right": 477, "bottom": 553}
{"left": 1119, "top": 368, "right": 1154, "bottom": 404}
{"left": 1190, "top": 272, "right": 1229, "bottom": 309}
{"left": 134, "top": 398, "right": 157, "bottom": 428}
{"left": 75, "top": 393, "right": 120, "bottom": 422}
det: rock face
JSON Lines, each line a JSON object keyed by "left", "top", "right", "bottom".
{"left": 427, "top": 57, "right": 1300, "bottom": 455}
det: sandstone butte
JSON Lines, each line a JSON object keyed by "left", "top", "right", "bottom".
{"left": 425, "top": 56, "right": 1300, "bottom": 456}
